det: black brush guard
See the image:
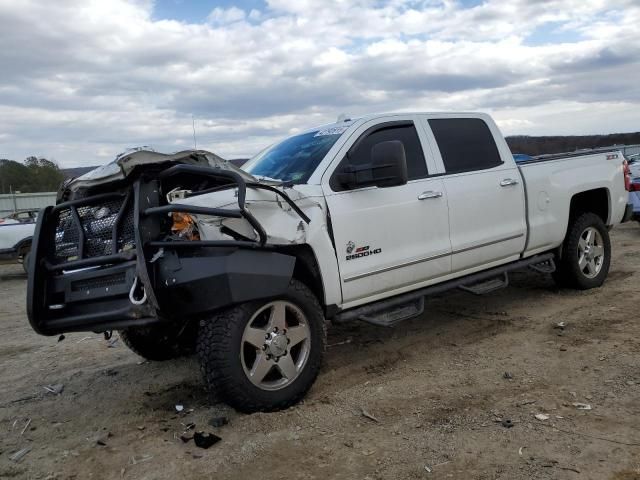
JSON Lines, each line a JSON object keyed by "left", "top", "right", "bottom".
{"left": 27, "top": 165, "right": 308, "bottom": 335}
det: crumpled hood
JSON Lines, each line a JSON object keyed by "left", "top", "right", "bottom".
{"left": 65, "top": 149, "right": 257, "bottom": 192}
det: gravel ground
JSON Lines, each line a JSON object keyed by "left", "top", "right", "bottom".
{"left": 1, "top": 222, "right": 639, "bottom": 480}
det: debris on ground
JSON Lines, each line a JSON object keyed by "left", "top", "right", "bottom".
{"left": 130, "top": 454, "right": 153, "bottom": 465}
{"left": 9, "top": 447, "right": 32, "bottom": 462}
{"left": 20, "top": 418, "right": 31, "bottom": 435}
{"left": 328, "top": 337, "right": 353, "bottom": 348}
{"left": 193, "top": 431, "right": 221, "bottom": 449}
{"left": 534, "top": 413, "right": 550, "bottom": 421}
{"left": 572, "top": 403, "right": 592, "bottom": 410}
{"left": 424, "top": 465, "right": 432, "bottom": 473}
{"left": 175, "top": 404, "right": 184, "bottom": 413}
{"left": 518, "top": 446, "right": 524, "bottom": 456}
{"left": 208, "top": 416, "right": 229, "bottom": 428}
{"left": 95, "top": 431, "right": 112, "bottom": 446}
{"left": 554, "top": 322, "right": 566, "bottom": 330}
{"left": 360, "top": 408, "right": 379, "bottom": 423}
{"left": 501, "top": 419, "right": 514, "bottom": 428}
{"left": 57, "top": 334, "right": 65, "bottom": 342}
{"left": 503, "top": 372, "right": 513, "bottom": 379}
{"left": 43, "top": 384, "right": 64, "bottom": 395}
{"left": 180, "top": 432, "right": 194, "bottom": 443}
{"left": 107, "top": 337, "right": 119, "bottom": 348}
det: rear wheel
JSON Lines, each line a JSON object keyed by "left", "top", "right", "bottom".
{"left": 197, "top": 279, "right": 326, "bottom": 412}
{"left": 553, "top": 212, "right": 611, "bottom": 289}
{"left": 119, "top": 322, "right": 197, "bottom": 361}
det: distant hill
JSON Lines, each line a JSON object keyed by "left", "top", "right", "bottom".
{"left": 506, "top": 132, "right": 640, "bottom": 156}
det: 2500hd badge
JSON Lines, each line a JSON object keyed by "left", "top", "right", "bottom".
{"left": 345, "top": 241, "right": 382, "bottom": 261}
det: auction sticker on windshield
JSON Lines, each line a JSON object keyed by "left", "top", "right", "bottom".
{"left": 314, "top": 126, "right": 349, "bottom": 137}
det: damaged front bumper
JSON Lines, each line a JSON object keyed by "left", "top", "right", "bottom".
{"left": 27, "top": 157, "right": 306, "bottom": 336}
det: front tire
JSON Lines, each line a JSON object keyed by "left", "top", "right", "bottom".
{"left": 197, "top": 279, "right": 326, "bottom": 413}
{"left": 21, "top": 251, "right": 30, "bottom": 274}
{"left": 553, "top": 212, "right": 611, "bottom": 289}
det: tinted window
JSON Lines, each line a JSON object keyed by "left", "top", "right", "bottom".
{"left": 429, "top": 118, "right": 502, "bottom": 173}
{"left": 332, "top": 123, "right": 427, "bottom": 190}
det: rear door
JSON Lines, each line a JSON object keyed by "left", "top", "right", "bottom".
{"left": 422, "top": 116, "right": 526, "bottom": 273}
{"left": 322, "top": 116, "right": 452, "bottom": 306}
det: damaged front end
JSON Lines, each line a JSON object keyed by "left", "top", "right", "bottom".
{"left": 27, "top": 150, "right": 310, "bottom": 335}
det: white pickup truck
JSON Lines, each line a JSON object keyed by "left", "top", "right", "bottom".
{"left": 27, "top": 112, "right": 634, "bottom": 412}
{"left": 0, "top": 210, "right": 38, "bottom": 272}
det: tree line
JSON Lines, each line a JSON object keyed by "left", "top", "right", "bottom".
{"left": 506, "top": 132, "right": 640, "bottom": 156}
{"left": 0, "top": 157, "right": 65, "bottom": 194}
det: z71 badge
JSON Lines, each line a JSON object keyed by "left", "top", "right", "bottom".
{"left": 345, "top": 242, "right": 382, "bottom": 261}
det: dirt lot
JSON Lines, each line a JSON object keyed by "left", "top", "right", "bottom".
{"left": 1, "top": 223, "right": 640, "bottom": 480}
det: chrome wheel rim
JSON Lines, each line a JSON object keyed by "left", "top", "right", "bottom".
{"left": 240, "top": 301, "right": 311, "bottom": 391}
{"left": 577, "top": 226, "right": 604, "bottom": 279}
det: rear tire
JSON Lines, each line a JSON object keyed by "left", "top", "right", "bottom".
{"left": 552, "top": 212, "right": 611, "bottom": 290}
{"left": 197, "top": 279, "right": 326, "bottom": 413}
{"left": 119, "top": 323, "right": 197, "bottom": 361}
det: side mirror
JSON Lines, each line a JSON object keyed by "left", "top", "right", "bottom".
{"left": 336, "top": 140, "right": 408, "bottom": 189}
{"left": 370, "top": 140, "right": 408, "bottom": 188}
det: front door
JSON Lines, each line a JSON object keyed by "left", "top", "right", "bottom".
{"left": 323, "top": 118, "right": 452, "bottom": 306}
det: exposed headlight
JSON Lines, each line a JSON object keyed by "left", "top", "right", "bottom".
{"left": 93, "top": 206, "right": 110, "bottom": 220}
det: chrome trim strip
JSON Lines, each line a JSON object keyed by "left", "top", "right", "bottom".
{"left": 344, "top": 251, "right": 450, "bottom": 283}
{"left": 451, "top": 233, "right": 524, "bottom": 255}
{"left": 343, "top": 233, "right": 525, "bottom": 283}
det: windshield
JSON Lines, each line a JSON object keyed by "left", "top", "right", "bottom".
{"left": 243, "top": 127, "right": 347, "bottom": 183}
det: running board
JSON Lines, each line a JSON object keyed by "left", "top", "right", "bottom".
{"left": 359, "top": 298, "right": 424, "bottom": 327}
{"left": 458, "top": 272, "right": 509, "bottom": 295}
{"left": 528, "top": 257, "right": 556, "bottom": 274}
{"left": 333, "top": 252, "right": 555, "bottom": 327}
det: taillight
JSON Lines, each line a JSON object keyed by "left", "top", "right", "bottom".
{"left": 630, "top": 181, "right": 640, "bottom": 192}
{"left": 623, "top": 159, "right": 631, "bottom": 192}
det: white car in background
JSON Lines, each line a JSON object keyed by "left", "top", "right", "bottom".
{"left": 627, "top": 153, "right": 640, "bottom": 179}
{"left": 0, "top": 210, "right": 38, "bottom": 272}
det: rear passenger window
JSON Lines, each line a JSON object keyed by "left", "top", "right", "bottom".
{"left": 429, "top": 118, "right": 503, "bottom": 173}
{"left": 331, "top": 123, "right": 427, "bottom": 191}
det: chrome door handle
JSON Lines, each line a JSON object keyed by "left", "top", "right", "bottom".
{"left": 500, "top": 178, "right": 519, "bottom": 187}
{"left": 418, "top": 191, "right": 443, "bottom": 200}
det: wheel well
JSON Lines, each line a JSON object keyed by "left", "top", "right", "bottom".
{"left": 16, "top": 238, "right": 32, "bottom": 256}
{"left": 569, "top": 188, "right": 609, "bottom": 224}
{"left": 276, "top": 245, "right": 325, "bottom": 309}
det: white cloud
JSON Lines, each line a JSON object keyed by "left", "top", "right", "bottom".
{"left": 0, "top": 0, "right": 638, "bottom": 166}
{"left": 207, "top": 6, "right": 246, "bottom": 24}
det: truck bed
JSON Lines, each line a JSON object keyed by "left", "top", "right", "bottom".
{"left": 518, "top": 149, "right": 627, "bottom": 258}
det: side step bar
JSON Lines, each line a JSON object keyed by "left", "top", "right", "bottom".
{"left": 459, "top": 272, "right": 509, "bottom": 295}
{"left": 333, "top": 253, "right": 555, "bottom": 327}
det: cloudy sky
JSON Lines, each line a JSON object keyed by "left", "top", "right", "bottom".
{"left": 0, "top": 0, "right": 638, "bottom": 167}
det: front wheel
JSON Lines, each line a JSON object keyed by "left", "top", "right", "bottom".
{"left": 197, "top": 279, "right": 326, "bottom": 412}
{"left": 553, "top": 212, "right": 611, "bottom": 290}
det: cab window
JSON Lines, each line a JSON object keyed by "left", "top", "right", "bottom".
{"left": 331, "top": 123, "right": 428, "bottom": 191}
